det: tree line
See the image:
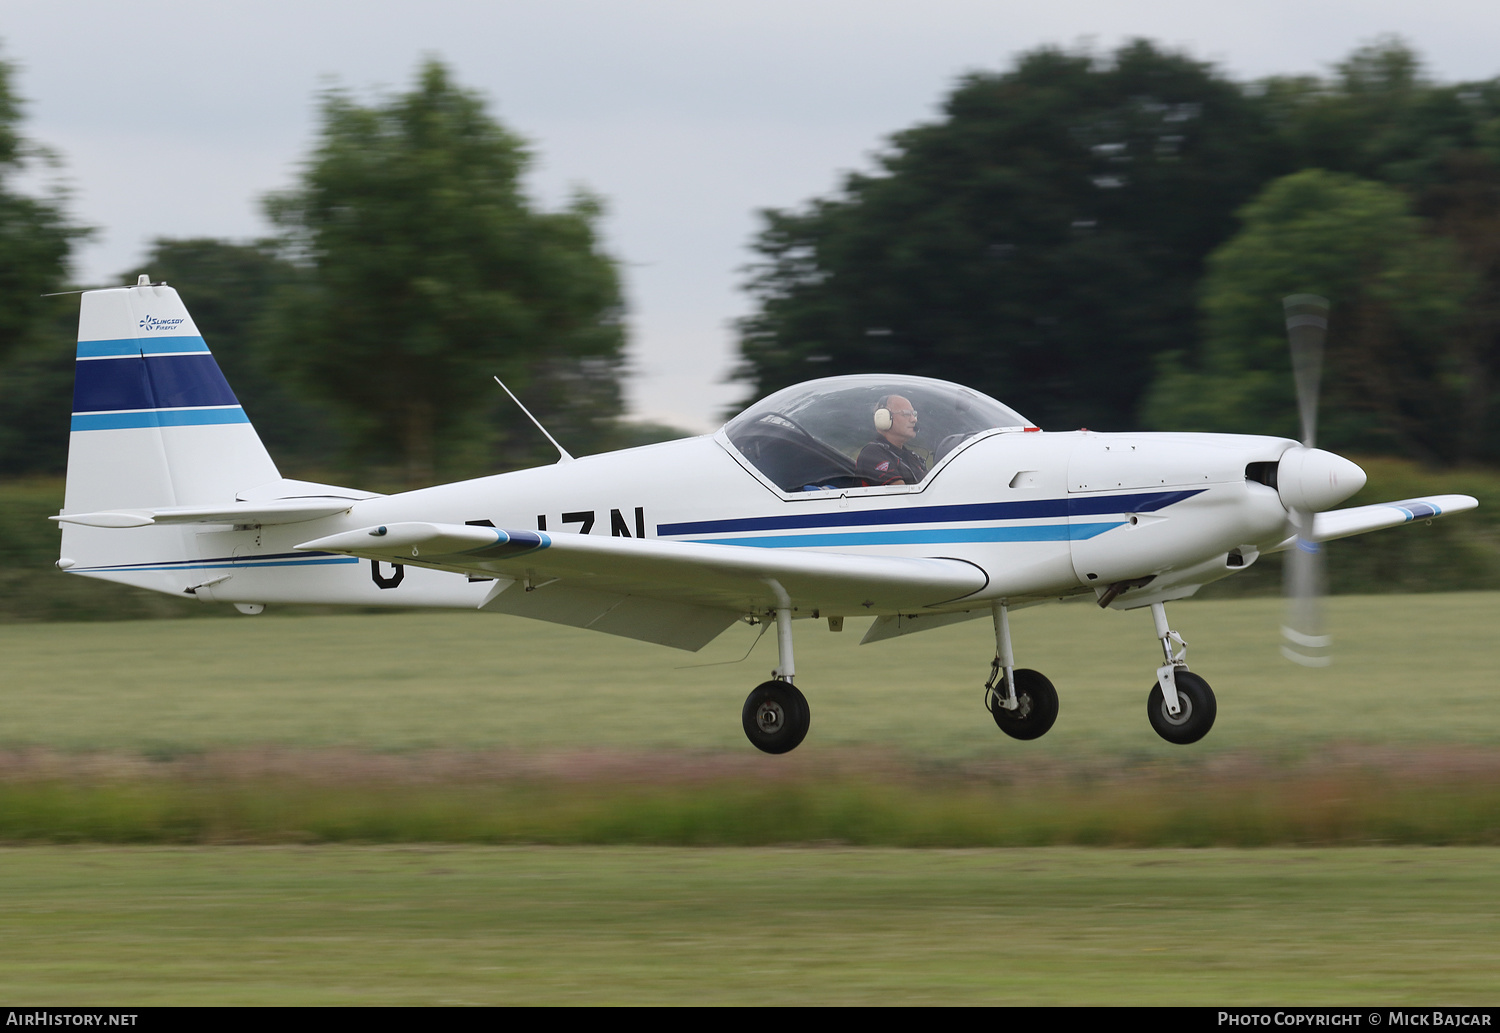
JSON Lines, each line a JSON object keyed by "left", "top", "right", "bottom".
{"left": 738, "top": 39, "right": 1500, "bottom": 465}
{"left": 3, "top": 39, "right": 1500, "bottom": 488}
{"left": 0, "top": 58, "right": 654, "bottom": 487}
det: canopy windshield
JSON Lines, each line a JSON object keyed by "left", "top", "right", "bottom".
{"left": 724, "top": 375, "right": 1032, "bottom": 493}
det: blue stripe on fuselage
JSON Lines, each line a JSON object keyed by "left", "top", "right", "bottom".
{"left": 656, "top": 489, "right": 1203, "bottom": 538}
{"left": 67, "top": 551, "right": 359, "bottom": 573}
{"left": 686, "top": 522, "right": 1122, "bottom": 548}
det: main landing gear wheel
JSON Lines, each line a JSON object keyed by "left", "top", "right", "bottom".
{"left": 743, "top": 680, "right": 811, "bottom": 755}
{"left": 1147, "top": 671, "right": 1217, "bottom": 745}
{"left": 987, "top": 668, "right": 1059, "bottom": 741}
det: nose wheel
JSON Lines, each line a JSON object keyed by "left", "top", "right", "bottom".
{"left": 1144, "top": 603, "right": 1217, "bottom": 744}
{"left": 1147, "top": 671, "right": 1216, "bottom": 744}
{"left": 743, "top": 680, "right": 811, "bottom": 754}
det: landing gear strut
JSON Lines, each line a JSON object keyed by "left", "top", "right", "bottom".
{"left": 984, "top": 601, "right": 1059, "bottom": 740}
{"left": 1145, "top": 602, "right": 1216, "bottom": 744}
{"left": 742, "top": 590, "right": 811, "bottom": 754}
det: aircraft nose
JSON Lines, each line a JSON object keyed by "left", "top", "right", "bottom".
{"left": 1277, "top": 447, "right": 1366, "bottom": 513}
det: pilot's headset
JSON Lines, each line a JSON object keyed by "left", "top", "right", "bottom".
{"left": 873, "top": 396, "right": 916, "bottom": 434}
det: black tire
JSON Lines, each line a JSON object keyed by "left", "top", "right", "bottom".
{"left": 1147, "top": 671, "right": 1217, "bottom": 745}
{"left": 742, "top": 680, "right": 810, "bottom": 754}
{"left": 988, "top": 668, "right": 1059, "bottom": 741}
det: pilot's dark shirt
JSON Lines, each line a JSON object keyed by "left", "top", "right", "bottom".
{"left": 857, "top": 439, "right": 928, "bottom": 486}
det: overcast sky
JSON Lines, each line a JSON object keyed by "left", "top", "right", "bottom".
{"left": 4, "top": 1, "right": 1497, "bottom": 430}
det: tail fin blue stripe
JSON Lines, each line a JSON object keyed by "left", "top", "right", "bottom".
{"left": 73, "top": 354, "right": 239, "bottom": 412}
{"left": 77, "top": 336, "right": 210, "bottom": 359}
{"left": 71, "top": 407, "right": 251, "bottom": 431}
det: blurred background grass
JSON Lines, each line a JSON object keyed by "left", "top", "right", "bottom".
{"left": 2, "top": 845, "right": 1497, "bottom": 1005}
{"left": 1, "top": 591, "right": 1497, "bottom": 845}
{"left": 3, "top": 592, "right": 1496, "bottom": 755}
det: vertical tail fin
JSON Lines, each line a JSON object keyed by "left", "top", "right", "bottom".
{"left": 64, "top": 278, "right": 280, "bottom": 514}
{"left": 59, "top": 279, "right": 282, "bottom": 585}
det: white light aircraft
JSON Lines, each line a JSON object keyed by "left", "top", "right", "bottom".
{"left": 55, "top": 280, "right": 1477, "bottom": 752}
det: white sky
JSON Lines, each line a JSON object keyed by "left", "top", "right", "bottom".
{"left": 4, "top": 1, "right": 1497, "bottom": 430}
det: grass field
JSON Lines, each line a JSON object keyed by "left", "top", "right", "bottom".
{"left": 3, "top": 591, "right": 1498, "bottom": 756}
{"left": 0, "top": 845, "right": 1496, "bottom": 1005}
{"left": 0, "top": 593, "right": 1497, "bottom": 846}
{"left": 2, "top": 595, "right": 1498, "bottom": 1002}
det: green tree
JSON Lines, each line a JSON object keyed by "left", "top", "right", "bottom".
{"left": 264, "top": 59, "right": 625, "bottom": 484}
{"left": 736, "top": 41, "right": 1276, "bottom": 430}
{"left": 0, "top": 47, "right": 91, "bottom": 475}
{"left": 1156, "top": 40, "right": 1500, "bottom": 463}
{"left": 0, "top": 50, "right": 88, "bottom": 365}
{"left": 1253, "top": 39, "right": 1500, "bottom": 192}
{"left": 1144, "top": 170, "right": 1472, "bottom": 461}
{"left": 120, "top": 239, "right": 344, "bottom": 476}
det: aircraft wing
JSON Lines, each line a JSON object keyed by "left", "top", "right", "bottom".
{"left": 296, "top": 521, "right": 989, "bottom": 650}
{"left": 1266, "top": 494, "right": 1479, "bottom": 552}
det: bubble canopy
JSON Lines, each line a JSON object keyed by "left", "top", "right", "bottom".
{"left": 723, "top": 375, "right": 1033, "bottom": 493}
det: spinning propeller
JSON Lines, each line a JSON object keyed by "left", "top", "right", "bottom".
{"left": 1279, "top": 294, "right": 1341, "bottom": 666}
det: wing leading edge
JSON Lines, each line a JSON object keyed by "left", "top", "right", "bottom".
{"left": 295, "top": 522, "right": 990, "bottom": 650}
{"left": 1266, "top": 494, "right": 1479, "bottom": 552}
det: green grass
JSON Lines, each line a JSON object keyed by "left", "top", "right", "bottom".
{"left": 0, "top": 594, "right": 1497, "bottom": 846}
{"left": 0, "top": 598, "right": 1496, "bottom": 1002}
{"left": 3, "top": 592, "right": 1498, "bottom": 755}
{"left": 0, "top": 845, "right": 1495, "bottom": 1005}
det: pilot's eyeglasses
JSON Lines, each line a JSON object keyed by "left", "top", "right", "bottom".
{"left": 891, "top": 409, "right": 917, "bottom": 418}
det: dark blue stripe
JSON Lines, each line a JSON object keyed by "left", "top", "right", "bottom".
{"left": 1397, "top": 501, "right": 1438, "bottom": 519}
{"left": 71, "top": 408, "right": 249, "bottom": 431}
{"left": 70, "top": 551, "right": 353, "bottom": 573}
{"left": 73, "top": 353, "right": 238, "bottom": 413}
{"left": 464, "top": 529, "right": 551, "bottom": 559}
{"left": 688, "top": 522, "right": 1121, "bottom": 548}
{"left": 77, "top": 336, "right": 209, "bottom": 358}
{"left": 656, "top": 490, "right": 1202, "bottom": 537}
{"left": 72, "top": 557, "right": 361, "bottom": 573}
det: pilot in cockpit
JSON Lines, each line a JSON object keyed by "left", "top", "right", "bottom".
{"left": 857, "top": 394, "right": 929, "bottom": 486}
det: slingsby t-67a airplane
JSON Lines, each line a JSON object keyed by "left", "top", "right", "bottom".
{"left": 55, "top": 279, "right": 1477, "bottom": 752}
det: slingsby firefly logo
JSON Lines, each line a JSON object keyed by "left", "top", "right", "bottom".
{"left": 138, "top": 315, "right": 186, "bottom": 332}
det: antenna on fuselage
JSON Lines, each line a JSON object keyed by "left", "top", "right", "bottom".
{"left": 493, "top": 377, "right": 574, "bottom": 463}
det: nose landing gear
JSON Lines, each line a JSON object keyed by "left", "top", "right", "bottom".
{"left": 1147, "top": 670, "right": 1216, "bottom": 744}
{"left": 1145, "top": 602, "right": 1216, "bottom": 744}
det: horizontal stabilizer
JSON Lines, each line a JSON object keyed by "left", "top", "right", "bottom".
{"left": 1267, "top": 494, "right": 1479, "bottom": 552}
{"left": 53, "top": 498, "right": 358, "bottom": 528}
{"left": 296, "top": 521, "right": 990, "bottom": 616}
